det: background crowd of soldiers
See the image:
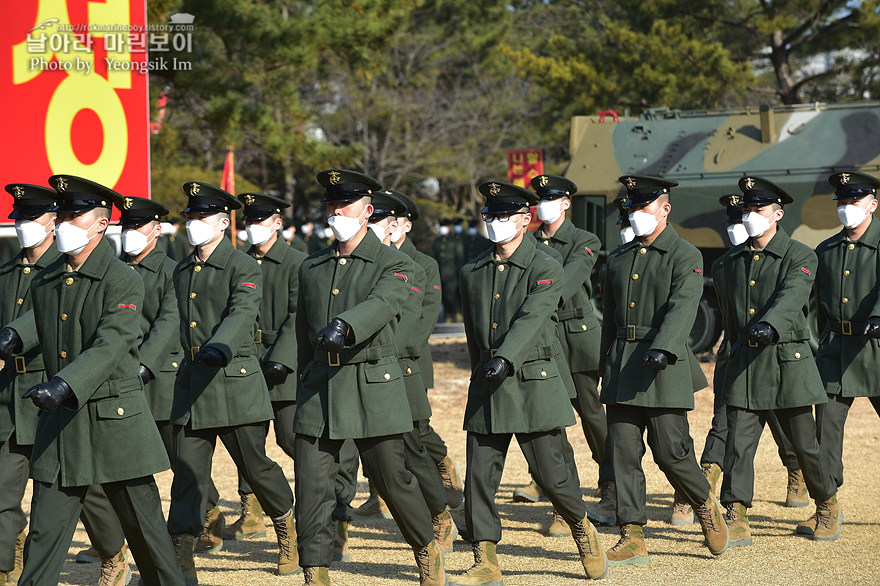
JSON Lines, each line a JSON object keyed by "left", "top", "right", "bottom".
{"left": 0, "top": 166, "right": 876, "bottom": 586}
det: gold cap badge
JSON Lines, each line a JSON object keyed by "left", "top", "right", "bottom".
{"left": 488, "top": 183, "right": 501, "bottom": 196}
{"left": 12, "top": 186, "right": 24, "bottom": 198}
{"left": 123, "top": 197, "right": 133, "bottom": 210}
{"left": 539, "top": 175, "right": 548, "bottom": 187}
{"left": 625, "top": 177, "right": 636, "bottom": 189}
{"left": 190, "top": 183, "right": 200, "bottom": 196}
{"left": 56, "top": 177, "right": 68, "bottom": 192}
{"left": 244, "top": 194, "right": 255, "bottom": 205}
{"left": 840, "top": 172, "right": 850, "bottom": 185}
{"left": 328, "top": 171, "right": 341, "bottom": 185}
{"left": 744, "top": 177, "right": 755, "bottom": 190}
{"left": 728, "top": 194, "right": 740, "bottom": 206}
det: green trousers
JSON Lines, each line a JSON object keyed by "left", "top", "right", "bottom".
{"left": 817, "top": 394, "right": 880, "bottom": 488}
{"left": 238, "top": 401, "right": 296, "bottom": 494}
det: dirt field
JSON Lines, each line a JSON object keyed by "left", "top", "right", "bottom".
{"left": 35, "top": 337, "right": 880, "bottom": 585}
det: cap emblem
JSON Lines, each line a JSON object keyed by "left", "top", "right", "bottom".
{"left": 625, "top": 177, "right": 636, "bottom": 189}
{"left": 728, "top": 194, "right": 740, "bottom": 206}
{"left": 488, "top": 183, "right": 501, "bottom": 196}
{"left": 840, "top": 173, "right": 850, "bottom": 185}
{"left": 244, "top": 194, "right": 255, "bottom": 205}
{"left": 190, "top": 183, "right": 201, "bottom": 196}
{"left": 744, "top": 177, "right": 755, "bottom": 190}
{"left": 328, "top": 171, "right": 341, "bottom": 185}
{"left": 123, "top": 197, "right": 133, "bottom": 210}
{"left": 12, "top": 186, "right": 24, "bottom": 198}
{"left": 56, "top": 177, "right": 68, "bottom": 192}
{"left": 539, "top": 175, "right": 548, "bottom": 187}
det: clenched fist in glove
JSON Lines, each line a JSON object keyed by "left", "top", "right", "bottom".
{"left": 0, "top": 328, "right": 23, "bottom": 361}
{"left": 864, "top": 316, "right": 880, "bottom": 339}
{"left": 747, "top": 322, "right": 778, "bottom": 347}
{"left": 483, "top": 356, "right": 513, "bottom": 383}
{"left": 195, "top": 346, "right": 227, "bottom": 368}
{"left": 316, "top": 318, "right": 351, "bottom": 353}
{"left": 138, "top": 364, "right": 154, "bottom": 385}
{"left": 262, "top": 361, "right": 291, "bottom": 385}
{"left": 642, "top": 349, "right": 670, "bottom": 371}
{"left": 23, "top": 377, "right": 73, "bottom": 412}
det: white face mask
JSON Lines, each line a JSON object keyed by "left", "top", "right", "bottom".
{"left": 837, "top": 204, "right": 869, "bottom": 229}
{"left": 536, "top": 200, "right": 564, "bottom": 223}
{"left": 301, "top": 224, "right": 313, "bottom": 236}
{"left": 485, "top": 217, "right": 522, "bottom": 244}
{"left": 619, "top": 226, "right": 636, "bottom": 245}
{"left": 726, "top": 223, "right": 749, "bottom": 246}
{"left": 121, "top": 228, "right": 156, "bottom": 256}
{"left": 468, "top": 227, "right": 477, "bottom": 236}
{"left": 15, "top": 219, "right": 52, "bottom": 249}
{"left": 389, "top": 224, "right": 405, "bottom": 244}
{"left": 186, "top": 218, "right": 223, "bottom": 246}
{"left": 439, "top": 226, "right": 450, "bottom": 236}
{"left": 56, "top": 219, "right": 99, "bottom": 255}
{"left": 245, "top": 224, "right": 274, "bottom": 246}
{"left": 742, "top": 211, "right": 775, "bottom": 237}
{"left": 368, "top": 222, "right": 388, "bottom": 242}
{"left": 628, "top": 209, "right": 661, "bottom": 237}
{"left": 282, "top": 227, "right": 295, "bottom": 240}
{"left": 328, "top": 209, "right": 367, "bottom": 242}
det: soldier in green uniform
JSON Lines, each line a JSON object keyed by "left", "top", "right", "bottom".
{"left": 807, "top": 171, "right": 880, "bottom": 535}
{"left": 601, "top": 175, "right": 728, "bottom": 565}
{"left": 166, "top": 182, "right": 297, "bottom": 583}
{"left": 714, "top": 176, "right": 839, "bottom": 545}
{"left": 451, "top": 181, "right": 606, "bottom": 585}
{"left": 0, "top": 175, "right": 184, "bottom": 586}
{"left": 294, "top": 170, "right": 445, "bottom": 586}
{"left": 431, "top": 218, "right": 465, "bottom": 321}
{"left": 219, "top": 193, "right": 306, "bottom": 545}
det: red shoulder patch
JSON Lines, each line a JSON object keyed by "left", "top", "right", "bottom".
{"left": 694, "top": 269, "right": 703, "bottom": 275}
{"left": 801, "top": 267, "right": 811, "bottom": 275}
{"left": 411, "top": 286, "right": 422, "bottom": 293}
{"left": 118, "top": 304, "right": 137, "bottom": 310}
{"left": 394, "top": 273, "right": 408, "bottom": 282}
{"left": 434, "top": 285, "right": 441, "bottom": 290}
{"left": 537, "top": 279, "right": 553, "bottom": 285}
{"left": 242, "top": 282, "right": 256, "bottom": 288}
{"left": 585, "top": 247, "right": 593, "bottom": 256}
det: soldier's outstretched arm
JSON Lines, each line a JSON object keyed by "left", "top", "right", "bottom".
{"left": 334, "top": 254, "right": 411, "bottom": 345}
{"left": 560, "top": 232, "right": 600, "bottom": 304}
{"left": 651, "top": 245, "right": 703, "bottom": 361}
{"left": 201, "top": 259, "right": 262, "bottom": 362}
{"left": 760, "top": 246, "right": 818, "bottom": 336}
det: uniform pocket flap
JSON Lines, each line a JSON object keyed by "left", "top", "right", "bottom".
{"left": 565, "top": 320, "right": 597, "bottom": 334}
{"left": 520, "top": 359, "right": 559, "bottom": 381}
{"left": 224, "top": 357, "right": 261, "bottom": 377}
{"left": 777, "top": 342, "right": 811, "bottom": 362}
{"left": 364, "top": 362, "right": 401, "bottom": 383}
{"left": 160, "top": 349, "right": 184, "bottom": 372}
{"left": 95, "top": 394, "right": 143, "bottom": 420}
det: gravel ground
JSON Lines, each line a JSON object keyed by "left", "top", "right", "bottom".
{"left": 31, "top": 336, "right": 880, "bottom": 585}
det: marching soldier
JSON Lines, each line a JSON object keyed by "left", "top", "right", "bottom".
{"left": 0, "top": 176, "right": 184, "bottom": 586}
{"left": 714, "top": 176, "right": 838, "bottom": 545}
{"left": 531, "top": 174, "right": 616, "bottom": 529}
{"left": 431, "top": 218, "right": 464, "bottom": 321}
{"left": 601, "top": 176, "right": 728, "bottom": 564}
{"left": 452, "top": 181, "right": 606, "bottom": 585}
{"left": 220, "top": 193, "right": 306, "bottom": 544}
{"left": 808, "top": 171, "right": 880, "bottom": 534}
{"left": 166, "top": 182, "right": 297, "bottom": 583}
{"left": 294, "top": 170, "right": 445, "bottom": 586}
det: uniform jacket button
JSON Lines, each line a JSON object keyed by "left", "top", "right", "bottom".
{"left": 61, "top": 313, "right": 68, "bottom": 321}
{"left": 332, "top": 288, "right": 340, "bottom": 295}
{"left": 540, "top": 371, "right": 547, "bottom": 378}
{"left": 794, "top": 352, "right": 801, "bottom": 359}
{"left": 172, "top": 362, "right": 178, "bottom": 368}
{"left": 629, "top": 301, "right": 636, "bottom": 308}
{"left": 406, "top": 367, "right": 412, "bottom": 374}
{"left": 632, "top": 273, "right": 639, "bottom": 280}
{"left": 491, "top": 322, "right": 498, "bottom": 329}
{"left": 383, "top": 373, "right": 391, "bottom": 380}
{"left": 339, "top": 258, "right": 347, "bottom": 265}
{"left": 753, "top": 254, "right": 760, "bottom": 261}
{"left": 748, "top": 308, "right": 755, "bottom": 315}
{"left": 16, "top": 298, "right": 23, "bottom": 306}
{"left": 190, "top": 321, "right": 197, "bottom": 328}
{"left": 60, "top": 350, "right": 67, "bottom": 358}
{"left": 848, "top": 243, "right": 855, "bottom": 250}
{"left": 749, "top": 280, "right": 756, "bottom": 286}
{"left": 65, "top": 277, "right": 74, "bottom": 285}
{"left": 117, "top": 407, "right": 124, "bottom": 416}
{"left": 240, "top": 368, "right": 247, "bottom": 374}
{"left": 189, "top": 292, "right": 197, "bottom": 299}
{"left": 23, "top": 267, "right": 31, "bottom": 274}
{"left": 842, "top": 297, "right": 848, "bottom": 304}
{"left": 493, "top": 293, "right": 500, "bottom": 300}
{"left": 639, "top": 248, "right": 647, "bottom": 254}
{"left": 581, "top": 324, "right": 587, "bottom": 330}
{"left": 498, "top": 265, "right": 505, "bottom": 272}
{"left": 194, "top": 265, "right": 202, "bottom": 272}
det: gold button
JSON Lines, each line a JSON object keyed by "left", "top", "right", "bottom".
{"left": 632, "top": 273, "right": 639, "bottom": 280}
{"left": 581, "top": 324, "right": 588, "bottom": 330}
{"left": 842, "top": 297, "right": 849, "bottom": 304}
{"left": 543, "top": 240, "right": 549, "bottom": 245}
{"left": 493, "top": 293, "right": 500, "bottom": 300}
{"left": 339, "top": 258, "right": 347, "bottom": 265}
{"left": 257, "top": 259, "right": 262, "bottom": 265}
{"left": 794, "top": 352, "right": 801, "bottom": 359}
{"left": 848, "top": 243, "right": 855, "bottom": 250}
{"left": 629, "top": 301, "right": 636, "bottom": 308}
{"left": 748, "top": 308, "right": 755, "bottom": 315}
{"left": 61, "top": 313, "right": 68, "bottom": 321}
{"left": 60, "top": 350, "right": 67, "bottom": 358}
{"left": 172, "top": 362, "right": 178, "bottom": 368}
{"left": 240, "top": 368, "right": 247, "bottom": 374}
{"left": 16, "top": 298, "right": 23, "bottom": 306}
{"left": 65, "top": 277, "right": 74, "bottom": 285}
{"left": 498, "top": 265, "right": 505, "bottom": 272}
{"left": 406, "top": 367, "right": 413, "bottom": 374}
{"left": 843, "top": 270, "right": 850, "bottom": 276}
{"left": 383, "top": 373, "right": 391, "bottom": 380}
{"left": 189, "top": 292, "right": 197, "bottom": 299}
{"left": 753, "top": 254, "right": 760, "bottom": 261}
{"left": 540, "top": 371, "right": 547, "bottom": 378}
{"left": 117, "top": 407, "right": 124, "bottom": 416}
{"left": 22, "top": 267, "right": 31, "bottom": 274}
{"left": 194, "top": 265, "right": 202, "bottom": 272}
{"left": 189, "top": 321, "right": 197, "bottom": 328}
{"left": 491, "top": 322, "right": 498, "bottom": 329}
{"left": 640, "top": 248, "right": 647, "bottom": 255}
{"left": 332, "top": 288, "right": 340, "bottom": 295}
{"left": 749, "top": 280, "right": 756, "bottom": 287}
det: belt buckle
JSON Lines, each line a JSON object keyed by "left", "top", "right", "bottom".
{"left": 189, "top": 346, "right": 200, "bottom": 361}
{"left": 626, "top": 325, "right": 636, "bottom": 341}
{"left": 14, "top": 356, "right": 26, "bottom": 374}
{"left": 254, "top": 329, "right": 262, "bottom": 344}
{"left": 328, "top": 352, "right": 340, "bottom": 367}
{"left": 490, "top": 349, "right": 496, "bottom": 358}
{"left": 841, "top": 321, "right": 852, "bottom": 336}
{"left": 748, "top": 339, "right": 758, "bottom": 348}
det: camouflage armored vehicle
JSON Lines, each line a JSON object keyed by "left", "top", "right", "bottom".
{"left": 564, "top": 101, "right": 880, "bottom": 353}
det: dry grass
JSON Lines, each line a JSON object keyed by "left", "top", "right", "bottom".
{"left": 33, "top": 337, "right": 880, "bottom": 584}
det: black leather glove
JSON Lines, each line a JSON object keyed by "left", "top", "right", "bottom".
{"left": 262, "top": 361, "right": 291, "bottom": 385}
{"left": 641, "top": 349, "right": 669, "bottom": 371}
{"left": 23, "top": 377, "right": 72, "bottom": 412}
{"left": 0, "top": 328, "right": 23, "bottom": 361}
{"left": 748, "top": 322, "right": 778, "bottom": 346}
{"left": 865, "top": 316, "right": 880, "bottom": 339}
{"left": 316, "top": 318, "right": 350, "bottom": 353}
{"left": 483, "top": 357, "right": 513, "bottom": 383}
{"left": 137, "top": 364, "right": 154, "bottom": 385}
{"left": 195, "top": 346, "right": 227, "bottom": 368}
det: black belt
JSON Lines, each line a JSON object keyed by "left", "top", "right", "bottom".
{"left": 616, "top": 325, "right": 659, "bottom": 341}
{"left": 827, "top": 320, "right": 867, "bottom": 336}
{"left": 479, "top": 344, "right": 556, "bottom": 362}
{"left": 316, "top": 343, "right": 397, "bottom": 367}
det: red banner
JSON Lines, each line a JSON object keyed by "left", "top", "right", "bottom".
{"left": 506, "top": 148, "right": 544, "bottom": 189}
{"left": 0, "top": 1, "right": 152, "bottom": 223}
{"left": 220, "top": 150, "right": 234, "bottom": 193}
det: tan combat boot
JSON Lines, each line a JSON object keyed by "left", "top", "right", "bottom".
{"left": 171, "top": 534, "right": 198, "bottom": 586}
{"left": 97, "top": 544, "right": 131, "bottom": 586}
{"left": 437, "top": 455, "right": 464, "bottom": 509}
{"left": 433, "top": 508, "right": 458, "bottom": 552}
{"left": 223, "top": 493, "right": 266, "bottom": 540}
{"left": 413, "top": 539, "right": 447, "bottom": 586}
{"left": 272, "top": 512, "right": 301, "bottom": 575}
{"left": 547, "top": 509, "right": 568, "bottom": 537}
{"left": 702, "top": 462, "right": 722, "bottom": 496}
{"left": 606, "top": 523, "right": 648, "bottom": 565}
{"left": 7, "top": 530, "right": 24, "bottom": 583}
{"left": 724, "top": 502, "right": 752, "bottom": 547}
{"left": 1, "top": 571, "right": 7, "bottom": 585}
{"left": 195, "top": 505, "right": 225, "bottom": 554}
{"left": 587, "top": 481, "right": 617, "bottom": 526}
{"left": 796, "top": 509, "right": 819, "bottom": 536}
{"left": 785, "top": 469, "right": 809, "bottom": 507}
{"left": 332, "top": 519, "right": 350, "bottom": 562}
{"left": 670, "top": 490, "right": 694, "bottom": 525}
{"left": 512, "top": 479, "right": 544, "bottom": 503}
{"left": 353, "top": 481, "right": 392, "bottom": 520}
{"left": 693, "top": 495, "right": 728, "bottom": 556}
{"left": 570, "top": 513, "right": 608, "bottom": 579}
{"left": 812, "top": 496, "right": 842, "bottom": 541}
{"left": 303, "top": 566, "right": 331, "bottom": 585}
{"left": 449, "top": 541, "right": 502, "bottom": 586}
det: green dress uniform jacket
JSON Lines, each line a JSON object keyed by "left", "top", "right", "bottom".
{"left": 431, "top": 233, "right": 465, "bottom": 282}
{"left": 459, "top": 235, "right": 575, "bottom": 434}
{"left": 248, "top": 237, "right": 307, "bottom": 402}
{"left": 289, "top": 235, "right": 309, "bottom": 254}
{"left": 712, "top": 228, "right": 826, "bottom": 410}
{"left": 600, "top": 226, "right": 708, "bottom": 409}
{"left": 534, "top": 220, "right": 602, "bottom": 373}
{"left": 814, "top": 218, "right": 880, "bottom": 398}
{"left": 129, "top": 248, "right": 182, "bottom": 421}
{"left": 398, "top": 239, "right": 442, "bottom": 388}
{"left": 294, "top": 231, "right": 413, "bottom": 440}
{"left": 171, "top": 237, "right": 274, "bottom": 429}
{"left": 396, "top": 259, "right": 432, "bottom": 421}
{"left": 9, "top": 239, "right": 169, "bottom": 487}
{"left": 0, "top": 245, "right": 61, "bottom": 445}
